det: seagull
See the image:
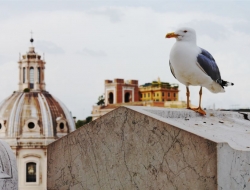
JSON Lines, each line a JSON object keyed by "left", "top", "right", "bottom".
{"left": 166, "top": 27, "right": 234, "bottom": 115}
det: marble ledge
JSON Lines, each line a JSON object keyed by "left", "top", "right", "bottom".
{"left": 126, "top": 106, "right": 250, "bottom": 151}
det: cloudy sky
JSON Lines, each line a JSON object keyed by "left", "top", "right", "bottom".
{"left": 0, "top": 0, "right": 249, "bottom": 119}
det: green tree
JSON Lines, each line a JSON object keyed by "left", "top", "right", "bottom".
{"left": 75, "top": 116, "right": 93, "bottom": 129}
{"left": 86, "top": 116, "right": 92, "bottom": 123}
{"left": 96, "top": 95, "right": 105, "bottom": 106}
{"left": 76, "top": 120, "right": 85, "bottom": 129}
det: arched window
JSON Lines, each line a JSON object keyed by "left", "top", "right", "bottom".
{"left": 23, "top": 68, "right": 26, "bottom": 83}
{"left": 26, "top": 162, "right": 36, "bottom": 182}
{"left": 29, "top": 67, "right": 34, "bottom": 89}
{"left": 125, "top": 92, "right": 130, "bottom": 103}
{"left": 37, "top": 67, "right": 40, "bottom": 83}
{"left": 108, "top": 92, "right": 113, "bottom": 104}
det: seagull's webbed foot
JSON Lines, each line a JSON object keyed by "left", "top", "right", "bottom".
{"left": 187, "top": 107, "right": 206, "bottom": 115}
{"left": 192, "top": 107, "right": 206, "bottom": 115}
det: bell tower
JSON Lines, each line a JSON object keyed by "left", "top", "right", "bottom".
{"left": 18, "top": 35, "right": 46, "bottom": 92}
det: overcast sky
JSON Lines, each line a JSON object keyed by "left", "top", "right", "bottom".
{"left": 0, "top": 0, "right": 249, "bottom": 119}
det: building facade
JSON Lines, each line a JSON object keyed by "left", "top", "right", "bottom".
{"left": 105, "top": 79, "right": 139, "bottom": 105}
{"left": 0, "top": 45, "right": 75, "bottom": 190}
{"left": 92, "top": 78, "right": 184, "bottom": 120}
{"left": 139, "top": 78, "right": 179, "bottom": 102}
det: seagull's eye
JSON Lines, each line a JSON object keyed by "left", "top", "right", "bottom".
{"left": 184, "top": 30, "right": 187, "bottom": 33}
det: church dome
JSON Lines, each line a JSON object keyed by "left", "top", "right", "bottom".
{"left": 0, "top": 91, "right": 75, "bottom": 138}
{"left": 0, "top": 45, "right": 75, "bottom": 140}
{"left": 0, "top": 40, "right": 76, "bottom": 190}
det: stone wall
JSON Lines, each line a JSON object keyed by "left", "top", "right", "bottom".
{"left": 47, "top": 107, "right": 218, "bottom": 190}
{"left": 218, "top": 143, "right": 250, "bottom": 189}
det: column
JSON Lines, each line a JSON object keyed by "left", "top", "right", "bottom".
{"left": 26, "top": 66, "right": 29, "bottom": 84}
{"left": 41, "top": 67, "right": 45, "bottom": 90}
{"left": 34, "top": 66, "right": 38, "bottom": 90}
{"left": 34, "top": 66, "right": 37, "bottom": 84}
{"left": 19, "top": 66, "right": 21, "bottom": 84}
{"left": 43, "top": 67, "right": 45, "bottom": 83}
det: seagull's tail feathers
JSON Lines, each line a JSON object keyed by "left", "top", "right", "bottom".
{"left": 205, "top": 81, "right": 225, "bottom": 93}
{"left": 217, "top": 79, "right": 234, "bottom": 88}
{"left": 207, "top": 79, "right": 234, "bottom": 93}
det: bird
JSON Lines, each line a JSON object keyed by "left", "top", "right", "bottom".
{"left": 166, "top": 27, "right": 234, "bottom": 115}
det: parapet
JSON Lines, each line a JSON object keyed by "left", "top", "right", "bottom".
{"left": 104, "top": 80, "right": 113, "bottom": 84}
{"left": 114, "top": 78, "right": 124, "bottom": 83}
{"left": 47, "top": 107, "right": 250, "bottom": 189}
{"left": 105, "top": 79, "right": 138, "bottom": 85}
{"left": 130, "top": 80, "right": 138, "bottom": 85}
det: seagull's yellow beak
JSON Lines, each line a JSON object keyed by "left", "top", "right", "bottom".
{"left": 166, "top": 32, "right": 179, "bottom": 38}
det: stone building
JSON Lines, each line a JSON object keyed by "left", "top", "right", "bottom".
{"left": 92, "top": 78, "right": 185, "bottom": 120}
{"left": 48, "top": 106, "right": 250, "bottom": 189}
{"left": 0, "top": 44, "right": 75, "bottom": 190}
{"left": 105, "top": 79, "right": 139, "bottom": 105}
{"left": 139, "top": 78, "right": 179, "bottom": 102}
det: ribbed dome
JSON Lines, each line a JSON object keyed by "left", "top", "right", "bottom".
{"left": 0, "top": 91, "right": 75, "bottom": 138}
{"left": 0, "top": 43, "right": 76, "bottom": 190}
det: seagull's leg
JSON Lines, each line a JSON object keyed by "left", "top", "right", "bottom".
{"left": 195, "top": 87, "right": 206, "bottom": 115}
{"left": 186, "top": 86, "right": 206, "bottom": 115}
{"left": 186, "top": 86, "right": 191, "bottom": 109}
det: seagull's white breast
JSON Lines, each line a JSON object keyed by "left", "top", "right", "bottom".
{"left": 170, "top": 41, "right": 212, "bottom": 86}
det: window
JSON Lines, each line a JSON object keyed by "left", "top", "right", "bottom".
{"left": 59, "top": 123, "right": 64, "bottom": 129}
{"left": 29, "top": 67, "right": 34, "bottom": 89}
{"left": 125, "top": 92, "right": 130, "bottom": 103}
{"left": 0, "top": 123, "right": 1, "bottom": 129}
{"left": 174, "top": 93, "right": 176, "bottom": 97}
{"left": 168, "top": 92, "right": 170, "bottom": 97}
{"left": 157, "top": 93, "right": 159, "bottom": 97}
{"left": 148, "top": 93, "right": 150, "bottom": 97}
{"left": 162, "top": 92, "right": 164, "bottom": 96}
{"left": 26, "top": 162, "right": 36, "bottom": 182}
{"left": 28, "top": 122, "right": 35, "bottom": 129}
{"left": 162, "top": 99, "right": 164, "bottom": 102}
{"left": 108, "top": 92, "right": 113, "bottom": 104}
{"left": 144, "top": 94, "right": 146, "bottom": 98}
{"left": 23, "top": 68, "right": 26, "bottom": 83}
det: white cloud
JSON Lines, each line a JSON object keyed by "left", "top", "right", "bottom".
{"left": 0, "top": 5, "right": 250, "bottom": 118}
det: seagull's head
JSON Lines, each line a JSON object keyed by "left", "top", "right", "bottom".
{"left": 166, "top": 27, "right": 196, "bottom": 43}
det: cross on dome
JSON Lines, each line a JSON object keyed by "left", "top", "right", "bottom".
{"left": 30, "top": 30, "right": 34, "bottom": 46}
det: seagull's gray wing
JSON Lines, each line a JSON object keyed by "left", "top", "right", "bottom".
{"left": 169, "top": 60, "right": 176, "bottom": 79}
{"left": 197, "top": 48, "right": 222, "bottom": 84}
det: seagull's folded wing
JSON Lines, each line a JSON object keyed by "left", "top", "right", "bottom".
{"left": 197, "top": 48, "right": 222, "bottom": 82}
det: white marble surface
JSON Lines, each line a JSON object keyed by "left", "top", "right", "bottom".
{"left": 0, "top": 140, "right": 18, "bottom": 190}
{"left": 47, "top": 107, "right": 250, "bottom": 190}
{"left": 218, "top": 143, "right": 250, "bottom": 190}
{"left": 129, "top": 106, "right": 250, "bottom": 151}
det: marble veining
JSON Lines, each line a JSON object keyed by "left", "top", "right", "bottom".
{"left": 218, "top": 143, "right": 250, "bottom": 189}
{"left": 47, "top": 107, "right": 217, "bottom": 190}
